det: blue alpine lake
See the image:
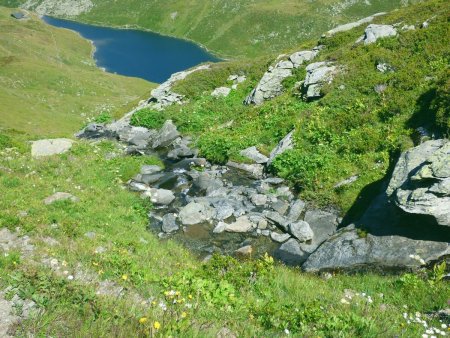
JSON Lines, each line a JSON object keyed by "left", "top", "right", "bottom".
{"left": 43, "top": 16, "right": 220, "bottom": 83}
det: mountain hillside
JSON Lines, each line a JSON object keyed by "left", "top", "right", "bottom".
{"left": 1, "top": 0, "right": 417, "bottom": 57}
{"left": 0, "top": 6, "right": 152, "bottom": 136}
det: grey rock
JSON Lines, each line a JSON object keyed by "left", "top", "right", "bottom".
{"left": 357, "top": 24, "right": 397, "bottom": 45}
{"left": 117, "top": 126, "right": 154, "bottom": 148}
{"left": 179, "top": 202, "right": 214, "bottom": 225}
{"left": 226, "top": 161, "right": 264, "bottom": 179}
{"left": 142, "top": 188, "right": 175, "bottom": 205}
{"left": 235, "top": 245, "right": 253, "bottom": 256}
{"left": 152, "top": 120, "right": 180, "bottom": 149}
{"left": 31, "top": 139, "right": 73, "bottom": 158}
{"left": 271, "top": 199, "right": 289, "bottom": 215}
{"left": 376, "top": 63, "right": 394, "bottom": 73}
{"left": 287, "top": 199, "right": 306, "bottom": 222}
{"left": 140, "top": 165, "right": 163, "bottom": 175}
{"left": 211, "top": 199, "right": 236, "bottom": 220}
{"left": 225, "top": 216, "right": 254, "bottom": 233}
{"left": 325, "top": 12, "right": 386, "bottom": 36}
{"left": 129, "top": 181, "right": 149, "bottom": 192}
{"left": 263, "top": 177, "right": 285, "bottom": 185}
{"left": 251, "top": 194, "right": 268, "bottom": 206}
{"left": 193, "top": 172, "right": 224, "bottom": 192}
{"left": 270, "top": 231, "right": 291, "bottom": 243}
{"left": 274, "top": 238, "right": 309, "bottom": 266}
{"left": 161, "top": 214, "right": 179, "bottom": 233}
{"left": 303, "top": 62, "right": 337, "bottom": 99}
{"left": 267, "top": 130, "right": 294, "bottom": 165}
{"left": 264, "top": 211, "right": 288, "bottom": 232}
{"left": 76, "top": 123, "right": 108, "bottom": 139}
{"left": 374, "top": 84, "right": 388, "bottom": 94}
{"left": 84, "top": 232, "right": 96, "bottom": 239}
{"left": 388, "top": 140, "right": 450, "bottom": 227}
{"left": 167, "top": 145, "right": 195, "bottom": 159}
{"left": 289, "top": 221, "right": 314, "bottom": 242}
{"left": 289, "top": 50, "right": 317, "bottom": 67}
{"left": 303, "top": 228, "right": 450, "bottom": 272}
{"left": 211, "top": 87, "right": 231, "bottom": 98}
{"left": 213, "top": 221, "right": 227, "bottom": 234}
{"left": 239, "top": 146, "right": 269, "bottom": 164}
{"left": 137, "top": 173, "right": 165, "bottom": 185}
{"left": 44, "top": 192, "right": 79, "bottom": 205}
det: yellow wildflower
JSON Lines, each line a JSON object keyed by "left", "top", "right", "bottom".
{"left": 139, "top": 317, "right": 148, "bottom": 324}
{"left": 188, "top": 294, "right": 193, "bottom": 300}
{"left": 153, "top": 321, "right": 161, "bottom": 330}
{"left": 122, "top": 274, "right": 128, "bottom": 281}
{"left": 181, "top": 312, "right": 187, "bottom": 319}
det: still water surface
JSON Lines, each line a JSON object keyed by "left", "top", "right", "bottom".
{"left": 43, "top": 16, "right": 220, "bottom": 83}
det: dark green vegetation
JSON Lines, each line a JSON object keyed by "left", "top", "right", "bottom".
{"left": 1, "top": 0, "right": 414, "bottom": 58}
{"left": 132, "top": 0, "right": 450, "bottom": 218}
{"left": 0, "top": 132, "right": 448, "bottom": 336}
{"left": 0, "top": 7, "right": 153, "bottom": 136}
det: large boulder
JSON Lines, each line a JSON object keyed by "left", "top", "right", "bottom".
{"left": 244, "top": 60, "right": 293, "bottom": 105}
{"left": 303, "top": 228, "right": 450, "bottom": 272}
{"left": 179, "top": 202, "right": 215, "bottom": 225}
{"left": 357, "top": 24, "right": 397, "bottom": 45}
{"left": 239, "top": 146, "right": 269, "bottom": 164}
{"left": 152, "top": 120, "right": 180, "bottom": 149}
{"left": 31, "top": 139, "right": 73, "bottom": 158}
{"left": 388, "top": 140, "right": 450, "bottom": 227}
{"left": 274, "top": 238, "right": 309, "bottom": 266}
{"left": 302, "top": 62, "right": 337, "bottom": 99}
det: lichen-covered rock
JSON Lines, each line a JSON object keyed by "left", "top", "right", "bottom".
{"left": 303, "top": 228, "right": 450, "bottom": 272}
{"left": 31, "top": 139, "right": 73, "bottom": 158}
{"left": 388, "top": 140, "right": 450, "bottom": 227}
{"left": 302, "top": 62, "right": 337, "bottom": 99}
{"left": 357, "top": 24, "right": 397, "bottom": 45}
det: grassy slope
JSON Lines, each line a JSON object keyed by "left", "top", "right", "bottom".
{"left": 132, "top": 0, "right": 449, "bottom": 218}
{"left": 2, "top": 0, "right": 414, "bottom": 58}
{"left": 0, "top": 7, "right": 153, "bottom": 137}
{"left": 0, "top": 136, "right": 448, "bottom": 337}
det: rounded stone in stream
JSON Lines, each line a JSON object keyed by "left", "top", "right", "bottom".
{"left": 161, "top": 213, "right": 179, "bottom": 233}
{"left": 142, "top": 188, "right": 175, "bottom": 205}
{"left": 179, "top": 202, "right": 215, "bottom": 225}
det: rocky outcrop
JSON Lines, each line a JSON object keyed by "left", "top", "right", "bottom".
{"left": 244, "top": 49, "right": 318, "bottom": 105}
{"left": 388, "top": 139, "right": 450, "bottom": 227}
{"left": 302, "top": 61, "right": 338, "bottom": 99}
{"left": 325, "top": 12, "right": 386, "bottom": 36}
{"left": 356, "top": 24, "right": 397, "bottom": 45}
{"left": 302, "top": 140, "right": 450, "bottom": 272}
{"left": 22, "top": 0, "right": 93, "bottom": 16}
{"left": 31, "top": 138, "right": 73, "bottom": 158}
{"left": 303, "top": 228, "right": 450, "bottom": 272}
{"left": 149, "top": 65, "right": 210, "bottom": 110}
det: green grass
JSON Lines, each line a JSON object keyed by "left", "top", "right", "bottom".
{"left": 0, "top": 7, "right": 154, "bottom": 137}
{"left": 1, "top": 0, "right": 416, "bottom": 58}
{"left": 132, "top": 0, "right": 450, "bottom": 218}
{"left": 0, "top": 131, "right": 448, "bottom": 337}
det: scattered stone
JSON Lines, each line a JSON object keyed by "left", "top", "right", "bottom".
{"left": 274, "top": 238, "right": 309, "bottom": 266}
{"left": 376, "top": 63, "right": 394, "bottom": 73}
{"left": 270, "top": 232, "right": 291, "bottom": 243}
{"left": 289, "top": 50, "right": 316, "bottom": 67}
{"left": 287, "top": 199, "right": 306, "bottom": 222}
{"left": 140, "top": 165, "right": 163, "bottom": 175}
{"left": 251, "top": 194, "right": 268, "bottom": 206}
{"left": 374, "top": 84, "right": 387, "bottom": 94}
{"left": 142, "top": 188, "right": 175, "bottom": 205}
{"left": 118, "top": 126, "right": 154, "bottom": 148}
{"left": 264, "top": 211, "right": 288, "bottom": 232}
{"left": 31, "top": 139, "right": 73, "bottom": 158}
{"left": 235, "top": 245, "right": 253, "bottom": 256}
{"left": 325, "top": 12, "right": 387, "bottom": 36}
{"left": 129, "top": 181, "right": 149, "bottom": 192}
{"left": 44, "top": 192, "right": 79, "bottom": 205}
{"left": 161, "top": 213, "right": 179, "bottom": 233}
{"left": 211, "top": 87, "right": 231, "bottom": 98}
{"left": 239, "top": 146, "right": 269, "bottom": 164}
{"left": 271, "top": 199, "right": 289, "bottom": 215}
{"left": 289, "top": 221, "right": 314, "bottom": 242}
{"left": 213, "top": 222, "right": 227, "bottom": 234}
{"left": 226, "top": 161, "right": 264, "bottom": 179}
{"left": 152, "top": 120, "right": 180, "bottom": 149}
{"left": 225, "top": 216, "right": 254, "bottom": 233}
{"left": 303, "top": 61, "right": 337, "bottom": 99}
{"left": 84, "top": 232, "right": 96, "bottom": 239}
{"left": 179, "top": 202, "right": 214, "bottom": 225}
{"left": 357, "top": 24, "right": 397, "bottom": 45}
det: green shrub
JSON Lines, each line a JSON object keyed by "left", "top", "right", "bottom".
{"left": 130, "top": 108, "right": 165, "bottom": 130}
{"left": 94, "top": 111, "right": 113, "bottom": 124}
